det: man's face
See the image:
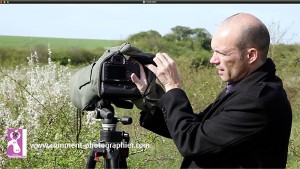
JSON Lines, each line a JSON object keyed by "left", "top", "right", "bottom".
{"left": 210, "top": 27, "right": 250, "bottom": 83}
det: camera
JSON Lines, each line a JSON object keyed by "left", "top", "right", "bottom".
{"left": 100, "top": 52, "right": 141, "bottom": 99}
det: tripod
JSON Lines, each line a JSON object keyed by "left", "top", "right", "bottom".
{"left": 86, "top": 100, "right": 132, "bottom": 169}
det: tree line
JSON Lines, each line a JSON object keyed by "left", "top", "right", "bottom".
{"left": 0, "top": 26, "right": 212, "bottom": 69}
{"left": 2, "top": 25, "right": 298, "bottom": 69}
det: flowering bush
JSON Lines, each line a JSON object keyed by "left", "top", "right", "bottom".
{"left": 0, "top": 46, "right": 101, "bottom": 168}
{"left": 0, "top": 46, "right": 177, "bottom": 168}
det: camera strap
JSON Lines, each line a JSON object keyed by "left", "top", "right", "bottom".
{"left": 76, "top": 108, "right": 82, "bottom": 147}
{"left": 132, "top": 70, "right": 165, "bottom": 113}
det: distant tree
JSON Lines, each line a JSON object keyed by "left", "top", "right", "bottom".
{"left": 191, "top": 28, "right": 212, "bottom": 50}
{"left": 128, "top": 30, "right": 162, "bottom": 43}
{"left": 163, "top": 26, "right": 211, "bottom": 51}
{"left": 170, "top": 26, "right": 193, "bottom": 41}
{"left": 127, "top": 30, "right": 167, "bottom": 53}
{"left": 164, "top": 33, "right": 177, "bottom": 42}
{"left": 126, "top": 26, "right": 212, "bottom": 59}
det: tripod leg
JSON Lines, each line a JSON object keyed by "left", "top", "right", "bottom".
{"left": 104, "top": 159, "right": 110, "bottom": 168}
{"left": 104, "top": 157, "right": 127, "bottom": 169}
{"left": 86, "top": 150, "right": 96, "bottom": 169}
{"left": 119, "top": 158, "right": 128, "bottom": 168}
{"left": 107, "top": 158, "right": 118, "bottom": 168}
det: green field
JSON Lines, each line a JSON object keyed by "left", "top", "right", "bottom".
{"left": 0, "top": 35, "right": 125, "bottom": 67}
{"left": 0, "top": 35, "right": 123, "bottom": 49}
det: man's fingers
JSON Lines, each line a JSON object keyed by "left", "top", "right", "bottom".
{"left": 156, "top": 53, "right": 169, "bottom": 67}
{"left": 153, "top": 53, "right": 166, "bottom": 68}
{"left": 130, "top": 73, "right": 139, "bottom": 83}
{"left": 147, "top": 53, "right": 181, "bottom": 92}
{"left": 162, "top": 53, "right": 175, "bottom": 64}
{"left": 138, "top": 63, "right": 146, "bottom": 80}
{"left": 131, "top": 73, "right": 146, "bottom": 94}
{"left": 130, "top": 62, "right": 149, "bottom": 95}
{"left": 145, "top": 64, "right": 157, "bottom": 75}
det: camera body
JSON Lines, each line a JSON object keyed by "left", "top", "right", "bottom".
{"left": 100, "top": 52, "right": 141, "bottom": 99}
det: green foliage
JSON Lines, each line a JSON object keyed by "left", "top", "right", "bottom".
{"left": 270, "top": 44, "right": 300, "bottom": 68}
{"left": 0, "top": 36, "right": 122, "bottom": 67}
{"left": 191, "top": 28, "right": 212, "bottom": 50}
{"left": 127, "top": 30, "right": 169, "bottom": 54}
{"left": 165, "top": 26, "right": 212, "bottom": 51}
{"left": 170, "top": 26, "right": 193, "bottom": 41}
{"left": 0, "top": 46, "right": 105, "bottom": 67}
{"left": 1, "top": 26, "right": 212, "bottom": 68}
{"left": 127, "top": 26, "right": 212, "bottom": 69}
{"left": 179, "top": 50, "right": 212, "bottom": 70}
{"left": 0, "top": 47, "right": 29, "bottom": 67}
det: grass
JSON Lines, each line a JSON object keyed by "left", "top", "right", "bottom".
{"left": 0, "top": 35, "right": 124, "bottom": 67}
{"left": 0, "top": 35, "right": 123, "bottom": 50}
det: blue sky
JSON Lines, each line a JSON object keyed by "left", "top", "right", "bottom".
{"left": 0, "top": 4, "right": 299, "bottom": 44}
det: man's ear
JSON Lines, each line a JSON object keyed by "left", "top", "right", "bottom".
{"left": 247, "top": 48, "right": 258, "bottom": 64}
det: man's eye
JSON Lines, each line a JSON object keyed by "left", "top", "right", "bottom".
{"left": 217, "top": 52, "right": 226, "bottom": 56}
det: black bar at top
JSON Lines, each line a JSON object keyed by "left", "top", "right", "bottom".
{"left": 5, "top": 0, "right": 300, "bottom": 4}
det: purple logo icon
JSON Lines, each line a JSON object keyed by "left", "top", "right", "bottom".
{"left": 7, "top": 128, "right": 27, "bottom": 158}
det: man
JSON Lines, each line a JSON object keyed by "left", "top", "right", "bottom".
{"left": 131, "top": 13, "right": 292, "bottom": 168}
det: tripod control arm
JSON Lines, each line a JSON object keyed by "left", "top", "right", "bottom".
{"left": 94, "top": 108, "right": 114, "bottom": 119}
{"left": 118, "top": 116, "right": 132, "bottom": 125}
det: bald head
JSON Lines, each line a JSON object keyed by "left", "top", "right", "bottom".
{"left": 219, "top": 13, "right": 270, "bottom": 62}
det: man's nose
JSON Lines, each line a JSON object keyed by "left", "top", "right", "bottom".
{"left": 210, "top": 53, "right": 220, "bottom": 65}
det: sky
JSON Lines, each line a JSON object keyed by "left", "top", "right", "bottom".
{"left": 0, "top": 4, "right": 299, "bottom": 44}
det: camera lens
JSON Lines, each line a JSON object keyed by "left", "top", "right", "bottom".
{"left": 111, "top": 54, "right": 125, "bottom": 64}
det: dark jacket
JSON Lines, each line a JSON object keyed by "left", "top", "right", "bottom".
{"left": 140, "top": 58, "right": 292, "bottom": 168}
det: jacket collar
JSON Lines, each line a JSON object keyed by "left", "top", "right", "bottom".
{"left": 203, "top": 58, "right": 277, "bottom": 121}
{"left": 227, "top": 58, "right": 276, "bottom": 94}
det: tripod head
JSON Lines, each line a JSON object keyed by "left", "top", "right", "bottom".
{"left": 86, "top": 99, "right": 133, "bottom": 169}
{"left": 92, "top": 100, "right": 133, "bottom": 129}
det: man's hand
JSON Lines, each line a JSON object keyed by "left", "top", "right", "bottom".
{"left": 131, "top": 63, "right": 148, "bottom": 95}
{"left": 145, "top": 53, "right": 182, "bottom": 92}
